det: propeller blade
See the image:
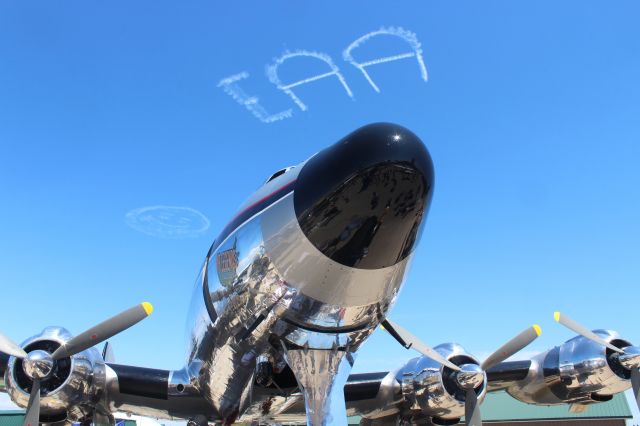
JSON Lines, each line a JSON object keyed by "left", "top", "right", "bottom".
{"left": 631, "top": 368, "right": 640, "bottom": 411}
{"left": 22, "top": 379, "right": 40, "bottom": 426}
{"left": 381, "top": 319, "right": 461, "bottom": 371}
{"left": 0, "top": 333, "right": 27, "bottom": 359}
{"left": 553, "top": 312, "right": 624, "bottom": 353}
{"left": 481, "top": 325, "right": 541, "bottom": 371}
{"left": 51, "top": 302, "right": 153, "bottom": 360}
{"left": 465, "top": 388, "right": 482, "bottom": 426}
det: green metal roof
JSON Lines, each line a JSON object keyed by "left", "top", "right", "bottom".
{"left": 478, "top": 391, "right": 632, "bottom": 421}
{"left": 347, "top": 391, "right": 632, "bottom": 424}
{"left": 0, "top": 392, "right": 632, "bottom": 424}
{"left": 0, "top": 412, "right": 25, "bottom": 426}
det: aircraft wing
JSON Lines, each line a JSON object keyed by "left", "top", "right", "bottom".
{"left": 101, "top": 363, "right": 214, "bottom": 419}
{"left": 334, "top": 332, "right": 639, "bottom": 425}
{"left": 3, "top": 312, "right": 639, "bottom": 425}
{"left": 342, "top": 360, "right": 532, "bottom": 403}
{"left": 238, "top": 361, "right": 537, "bottom": 424}
{"left": 485, "top": 360, "right": 532, "bottom": 391}
{"left": 2, "top": 342, "right": 637, "bottom": 425}
{"left": 106, "top": 364, "right": 171, "bottom": 400}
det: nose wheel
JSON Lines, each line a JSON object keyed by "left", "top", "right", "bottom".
{"left": 283, "top": 345, "right": 355, "bottom": 426}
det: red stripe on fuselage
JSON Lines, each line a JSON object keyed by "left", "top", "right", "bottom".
{"left": 208, "top": 179, "right": 297, "bottom": 263}
{"left": 231, "top": 179, "right": 296, "bottom": 221}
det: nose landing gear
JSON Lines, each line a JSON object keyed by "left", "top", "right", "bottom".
{"left": 283, "top": 345, "right": 355, "bottom": 426}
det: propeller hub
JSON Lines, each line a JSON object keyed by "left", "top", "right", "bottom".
{"left": 615, "top": 346, "right": 640, "bottom": 370}
{"left": 455, "top": 363, "right": 484, "bottom": 390}
{"left": 22, "top": 349, "right": 54, "bottom": 380}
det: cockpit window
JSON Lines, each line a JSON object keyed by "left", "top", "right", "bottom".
{"left": 265, "top": 166, "right": 293, "bottom": 183}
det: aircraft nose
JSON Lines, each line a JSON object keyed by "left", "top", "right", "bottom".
{"left": 294, "top": 123, "right": 434, "bottom": 270}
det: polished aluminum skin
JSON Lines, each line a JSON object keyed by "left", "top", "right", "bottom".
{"left": 6, "top": 125, "right": 640, "bottom": 425}
{"left": 101, "top": 364, "right": 214, "bottom": 421}
{"left": 260, "top": 343, "right": 487, "bottom": 424}
{"left": 66, "top": 155, "right": 416, "bottom": 423}
{"left": 456, "top": 364, "right": 484, "bottom": 390}
{"left": 349, "top": 370, "right": 404, "bottom": 422}
{"left": 234, "top": 331, "right": 640, "bottom": 423}
{"left": 3, "top": 124, "right": 434, "bottom": 424}
{"left": 5, "top": 203, "right": 637, "bottom": 425}
{"left": 283, "top": 348, "right": 355, "bottom": 426}
{"left": 615, "top": 346, "right": 640, "bottom": 370}
{"left": 504, "top": 330, "right": 634, "bottom": 405}
{"left": 22, "top": 350, "right": 54, "bottom": 381}
{"left": 179, "top": 177, "right": 409, "bottom": 423}
{"left": 4, "top": 327, "right": 104, "bottom": 423}
{"left": 398, "top": 343, "right": 486, "bottom": 423}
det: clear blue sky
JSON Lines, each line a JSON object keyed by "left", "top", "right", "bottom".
{"left": 1, "top": 1, "right": 639, "bottom": 374}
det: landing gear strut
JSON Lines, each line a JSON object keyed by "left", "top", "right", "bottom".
{"left": 283, "top": 346, "right": 355, "bottom": 426}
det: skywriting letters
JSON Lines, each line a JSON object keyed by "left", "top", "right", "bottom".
{"left": 218, "top": 26, "right": 428, "bottom": 123}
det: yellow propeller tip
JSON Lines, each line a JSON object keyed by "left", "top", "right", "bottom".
{"left": 142, "top": 302, "right": 154, "bottom": 316}
{"left": 553, "top": 311, "right": 561, "bottom": 322}
{"left": 533, "top": 324, "right": 542, "bottom": 336}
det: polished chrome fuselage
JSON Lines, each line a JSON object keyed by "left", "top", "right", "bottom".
{"left": 176, "top": 165, "right": 412, "bottom": 421}
{"left": 3, "top": 123, "right": 638, "bottom": 425}
{"left": 2, "top": 123, "right": 447, "bottom": 424}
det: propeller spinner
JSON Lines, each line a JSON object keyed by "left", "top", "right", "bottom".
{"left": 0, "top": 302, "right": 153, "bottom": 426}
{"left": 381, "top": 319, "right": 541, "bottom": 426}
{"left": 554, "top": 311, "right": 640, "bottom": 412}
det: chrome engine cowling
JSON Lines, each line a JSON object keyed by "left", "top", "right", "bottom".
{"left": 367, "top": 343, "right": 487, "bottom": 424}
{"left": 505, "top": 330, "right": 633, "bottom": 405}
{"left": 4, "top": 327, "right": 105, "bottom": 424}
{"left": 400, "top": 343, "right": 487, "bottom": 423}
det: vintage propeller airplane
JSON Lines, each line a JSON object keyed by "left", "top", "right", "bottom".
{"left": 1, "top": 123, "right": 639, "bottom": 426}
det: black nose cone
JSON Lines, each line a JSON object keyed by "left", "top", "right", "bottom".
{"left": 294, "top": 123, "right": 434, "bottom": 270}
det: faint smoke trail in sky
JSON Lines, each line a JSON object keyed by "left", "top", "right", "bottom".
{"left": 217, "top": 72, "right": 293, "bottom": 123}
{"left": 266, "top": 50, "right": 353, "bottom": 111}
{"left": 343, "top": 26, "right": 428, "bottom": 93}
{"left": 125, "top": 206, "right": 210, "bottom": 238}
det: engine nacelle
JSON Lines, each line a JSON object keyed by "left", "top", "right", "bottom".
{"left": 4, "top": 327, "right": 105, "bottom": 424}
{"left": 366, "top": 343, "right": 487, "bottom": 425}
{"left": 505, "top": 330, "right": 633, "bottom": 406}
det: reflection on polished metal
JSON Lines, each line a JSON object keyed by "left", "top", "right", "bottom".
{"left": 22, "top": 350, "right": 54, "bottom": 380}
{"left": 347, "top": 343, "right": 489, "bottom": 424}
{"left": 190, "top": 217, "right": 294, "bottom": 420}
{"left": 183, "top": 155, "right": 414, "bottom": 422}
{"left": 503, "top": 330, "right": 634, "bottom": 405}
{"left": 262, "top": 191, "right": 409, "bottom": 313}
{"left": 456, "top": 364, "right": 484, "bottom": 390}
{"left": 6, "top": 122, "right": 640, "bottom": 425}
{"left": 284, "top": 347, "right": 354, "bottom": 426}
{"left": 293, "top": 123, "right": 434, "bottom": 270}
{"left": 615, "top": 346, "right": 640, "bottom": 370}
{"left": 394, "top": 343, "right": 486, "bottom": 422}
{"left": 6, "top": 123, "right": 471, "bottom": 424}
{"left": 4, "top": 327, "right": 102, "bottom": 423}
